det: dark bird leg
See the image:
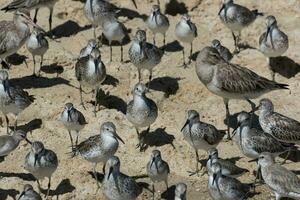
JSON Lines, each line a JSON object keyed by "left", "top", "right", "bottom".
{"left": 79, "top": 85, "right": 86, "bottom": 110}
{"left": 93, "top": 87, "right": 99, "bottom": 117}
{"left": 5, "top": 115, "right": 9, "bottom": 135}
{"left": 75, "top": 131, "right": 79, "bottom": 146}
{"left": 188, "top": 42, "right": 193, "bottom": 64}
{"left": 223, "top": 98, "right": 231, "bottom": 140}
{"left": 232, "top": 31, "right": 239, "bottom": 54}
{"left": 152, "top": 183, "right": 155, "bottom": 200}
{"left": 32, "top": 55, "right": 36, "bottom": 76}
{"left": 68, "top": 130, "right": 74, "bottom": 149}
{"left": 109, "top": 42, "right": 112, "bottom": 62}
{"left": 153, "top": 34, "right": 156, "bottom": 45}
{"left": 163, "top": 33, "right": 166, "bottom": 47}
{"left": 14, "top": 115, "right": 18, "bottom": 132}
{"left": 34, "top": 9, "right": 39, "bottom": 24}
{"left": 147, "top": 70, "right": 152, "bottom": 89}
{"left": 138, "top": 69, "right": 142, "bottom": 82}
{"left": 120, "top": 43, "right": 123, "bottom": 63}
{"left": 38, "top": 55, "right": 44, "bottom": 77}
{"left": 182, "top": 47, "right": 186, "bottom": 68}
{"left": 45, "top": 177, "right": 51, "bottom": 198}
{"left": 93, "top": 163, "right": 101, "bottom": 189}
{"left": 267, "top": 57, "right": 275, "bottom": 81}
{"left": 49, "top": 7, "right": 53, "bottom": 32}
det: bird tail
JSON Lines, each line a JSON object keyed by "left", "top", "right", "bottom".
{"left": 252, "top": 9, "right": 264, "bottom": 17}
{"left": 276, "top": 83, "right": 289, "bottom": 90}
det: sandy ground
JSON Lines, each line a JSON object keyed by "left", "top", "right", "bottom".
{"left": 0, "top": 0, "right": 300, "bottom": 199}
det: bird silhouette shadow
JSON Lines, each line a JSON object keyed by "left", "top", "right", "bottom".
{"left": 9, "top": 118, "right": 42, "bottom": 134}
{"left": 41, "top": 63, "right": 64, "bottom": 77}
{"left": 119, "top": 8, "right": 148, "bottom": 20}
{"left": 0, "top": 172, "right": 35, "bottom": 181}
{"left": 102, "top": 74, "right": 119, "bottom": 87}
{"left": 163, "top": 40, "right": 183, "bottom": 53}
{"left": 88, "top": 171, "right": 105, "bottom": 184}
{"left": 6, "top": 53, "right": 28, "bottom": 66}
{"left": 269, "top": 56, "right": 300, "bottom": 79}
{"left": 50, "top": 20, "right": 92, "bottom": 38}
{"left": 164, "top": 0, "right": 188, "bottom": 16}
{"left": 138, "top": 127, "right": 175, "bottom": 152}
{"left": 224, "top": 156, "right": 243, "bottom": 164}
{"left": 0, "top": 188, "right": 19, "bottom": 200}
{"left": 279, "top": 148, "right": 300, "bottom": 163}
{"left": 190, "top": 50, "right": 199, "bottom": 61}
{"left": 38, "top": 178, "right": 75, "bottom": 197}
{"left": 148, "top": 76, "right": 181, "bottom": 98}
{"left": 96, "top": 89, "right": 127, "bottom": 114}
{"left": 291, "top": 170, "right": 300, "bottom": 175}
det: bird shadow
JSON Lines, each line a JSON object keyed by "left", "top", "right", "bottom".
{"left": 50, "top": 20, "right": 92, "bottom": 38}
{"left": 9, "top": 118, "right": 42, "bottom": 133}
{"left": 96, "top": 89, "right": 127, "bottom": 114}
{"left": 269, "top": 56, "right": 300, "bottom": 79}
{"left": 102, "top": 74, "right": 119, "bottom": 87}
{"left": 88, "top": 171, "right": 105, "bottom": 184}
{"left": 224, "top": 112, "right": 261, "bottom": 131}
{"left": 291, "top": 170, "right": 300, "bottom": 175}
{"left": 279, "top": 148, "right": 300, "bottom": 163}
{"left": 148, "top": 76, "right": 181, "bottom": 98}
{"left": 0, "top": 172, "right": 35, "bottom": 181}
{"left": 190, "top": 51, "right": 199, "bottom": 61}
{"left": 39, "top": 179, "right": 75, "bottom": 197}
{"left": 163, "top": 40, "right": 183, "bottom": 53}
{"left": 119, "top": 8, "right": 148, "bottom": 20}
{"left": 138, "top": 127, "right": 175, "bottom": 152}
{"left": 6, "top": 53, "right": 28, "bottom": 66}
{"left": 41, "top": 63, "right": 64, "bottom": 77}
{"left": 0, "top": 188, "right": 19, "bottom": 200}
{"left": 164, "top": 0, "right": 188, "bottom": 16}
{"left": 224, "top": 156, "right": 243, "bottom": 164}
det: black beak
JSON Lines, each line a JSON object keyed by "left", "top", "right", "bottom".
{"left": 18, "top": 192, "right": 25, "bottom": 200}
{"left": 114, "top": 133, "right": 125, "bottom": 144}
{"left": 150, "top": 157, "right": 155, "bottom": 168}
{"left": 212, "top": 173, "right": 217, "bottom": 185}
{"left": 67, "top": 110, "right": 71, "bottom": 121}
{"left": 208, "top": 155, "right": 212, "bottom": 166}
{"left": 108, "top": 167, "right": 113, "bottom": 179}
{"left": 248, "top": 158, "right": 258, "bottom": 163}
{"left": 231, "top": 122, "right": 240, "bottom": 137}
{"left": 250, "top": 106, "right": 259, "bottom": 114}
{"left": 25, "top": 138, "right": 32, "bottom": 145}
{"left": 218, "top": 4, "right": 225, "bottom": 15}
{"left": 181, "top": 119, "right": 189, "bottom": 132}
{"left": 34, "top": 154, "right": 38, "bottom": 166}
{"left": 186, "top": 20, "right": 193, "bottom": 31}
{"left": 132, "top": 0, "right": 137, "bottom": 9}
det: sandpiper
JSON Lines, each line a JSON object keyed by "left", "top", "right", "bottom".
{"left": 60, "top": 102, "right": 87, "bottom": 149}
{"left": 126, "top": 83, "right": 158, "bottom": 150}
{"left": 128, "top": 30, "right": 163, "bottom": 84}
{"left": 218, "top": 0, "right": 263, "bottom": 53}
{"left": 24, "top": 141, "right": 58, "bottom": 198}
{"left": 75, "top": 45, "right": 106, "bottom": 116}
{"left": 195, "top": 47, "right": 289, "bottom": 139}
{"left": 0, "top": 130, "right": 30, "bottom": 157}
{"left": 1, "top": 0, "right": 58, "bottom": 31}
{"left": 26, "top": 26, "right": 49, "bottom": 76}
{"left": 146, "top": 5, "right": 170, "bottom": 46}
{"left": 207, "top": 147, "right": 248, "bottom": 178}
{"left": 175, "top": 183, "right": 187, "bottom": 200}
{"left": 102, "top": 14, "right": 127, "bottom": 62}
{"left": 175, "top": 13, "right": 197, "bottom": 67}
{"left": 211, "top": 39, "right": 233, "bottom": 62}
{"left": 72, "top": 122, "right": 124, "bottom": 189}
{"left": 80, "top": 39, "right": 101, "bottom": 59}
{"left": 0, "top": 9, "right": 43, "bottom": 69}
{"left": 0, "top": 70, "right": 34, "bottom": 134}
{"left": 259, "top": 16, "right": 289, "bottom": 81}
{"left": 208, "top": 163, "right": 251, "bottom": 200}
{"left": 258, "top": 152, "right": 300, "bottom": 200}
{"left": 103, "top": 156, "right": 142, "bottom": 200}
{"left": 181, "top": 110, "right": 225, "bottom": 176}
{"left": 256, "top": 98, "right": 300, "bottom": 145}
{"left": 147, "top": 150, "right": 170, "bottom": 199}
{"left": 18, "top": 184, "right": 42, "bottom": 200}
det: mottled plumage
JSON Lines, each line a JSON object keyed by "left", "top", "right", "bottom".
{"left": 18, "top": 184, "right": 42, "bottom": 200}
{"left": 0, "top": 130, "right": 29, "bottom": 157}
{"left": 79, "top": 39, "right": 100, "bottom": 58}
{"left": 175, "top": 183, "right": 187, "bottom": 200}
{"left": 212, "top": 39, "right": 233, "bottom": 62}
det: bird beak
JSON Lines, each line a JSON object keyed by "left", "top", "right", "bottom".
{"left": 181, "top": 119, "right": 189, "bottom": 132}
{"left": 218, "top": 4, "right": 225, "bottom": 15}
{"left": 150, "top": 157, "right": 155, "bottom": 168}
{"left": 114, "top": 132, "right": 125, "bottom": 144}
{"left": 18, "top": 192, "right": 25, "bottom": 200}
{"left": 248, "top": 158, "right": 258, "bottom": 163}
{"left": 186, "top": 20, "right": 193, "bottom": 31}
{"left": 108, "top": 167, "right": 113, "bottom": 179}
{"left": 132, "top": 0, "right": 137, "bottom": 9}
{"left": 231, "top": 121, "right": 241, "bottom": 137}
{"left": 25, "top": 16, "right": 45, "bottom": 33}
{"left": 34, "top": 154, "right": 38, "bottom": 166}
{"left": 25, "top": 138, "right": 32, "bottom": 145}
{"left": 212, "top": 173, "right": 217, "bottom": 185}
{"left": 208, "top": 155, "right": 212, "bottom": 166}
{"left": 67, "top": 110, "right": 71, "bottom": 121}
{"left": 250, "top": 106, "right": 259, "bottom": 114}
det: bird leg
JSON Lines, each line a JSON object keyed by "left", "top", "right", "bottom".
{"left": 39, "top": 55, "right": 44, "bottom": 77}
{"left": 93, "top": 26, "right": 97, "bottom": 39}
{"left": 267, "top": 57, "right": 275, "bottom": 81}
{"left": 14, "top": 115, "right": 18, "bottom": 132}
{"left": 75, "top": 131, "right": 79, "bottom": 146}
{"left": 93, "top": 163, "right": 101, "bottom": 189}
{"left": 152, "top": 183, "right": 155, "bottom": 200}
{"left": 188, "top": 42, "right": 193, "bottom": 64}
{"left": 32, "top": 55, "right": 36, "bottom": 76}
{"left": 49, "top": 8, "right": 53, "bottom": 32}
{"left": 138, "top": 69, "right": 142, "bottom": 82}
{"left": 182, "top": 48, "right": 187, "bottom": 68}
{"left": 223, "top": 98, "right": 231, "bottom": 140}
{"left": 93, "top": 88, "right": 99, "bottom": 117}
{"left": 79, "top": 85, "right": 86, "bottom": 110}
{"left": 109, "top": 43, "right": 112, "bottom": 62}
{"left": 163, "top": 33, "right": 166, "bottom": 47}
{"left": 232, "top": 31, "right": 239, "bottom": 54}
{"left": 188, "top": 150, "right": 203, "bottom": 176}
{"left": 5, "top": 115, "right": 9, "bottom": 135}
{"left": 120, "top": 44, "right": 124, "bottom": 63}
{"left": 147, "top": 70, "right": 152, "bottom": 89}
{"left": 153, "top": 34, "right": 156, "bottom": 45}
{"left": 68, "top": 130, "right": 74, "bottom": 149}
{"left": 45, "top": 177, "right": 51, "bottom": 198}
{"left": 34, "top": 9, "right": 39, "bottom": 24}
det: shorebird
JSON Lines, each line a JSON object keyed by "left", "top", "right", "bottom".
{"left": 146, "top": 4, "right": 170, "bottom": 46}
{"left": 195, "top": 47, "right": 289, "bottom": 139}
{"left": 18, "top": 184, "right": 42, "bottom": 200}
{"left": 128, "top": 30, "right": 163, "bottom": 85}
{"left": 258, "top": 152, "right": 300, "bottom": 200}
{"left": 26, "top": 26, "right": 49, "bottom": 76}
{"left": 0, "top": 130, "right": 30, "bottom": 157}
{"left": 207, "top": 147, "right": 248, "bottom": 178}
{"left": 175, "top": 183, "right": 187, "bottom": 200}
{"left": 0, "top": 9, "right": 43, "bottom": 69}
{"left": 181, "top": 110, "right": 225, "bottom": 176}
{"left": 147, "top": 150, "right": 170, "bottom": 199}
{"left": 75, "top": 45, "right": 106, "bottom": 116}
{"left": 84, "top": 0, "right": 119, "bottom": 39}
{"left": 24, "top": 141, "right": 58, "bottom": 198}
{"left": 103, "top": 156, "right": 142, "bottom": 200}
{"left": 72, "top": 122, "right": 124, "bottom": 189}
{"left": 233, "top": 111, "right": 293, "bottom": 161}
{"left": 60, "top": 102, "right": 87, "bottom": 149}
{"left": 211, "top": 39, "right": 233, "bottom": 62}
{"left": 0, "top": 70, "right": 34, "bottom": 134}
{"left": 175, "top": 13, "right": 197, "bottom": 67}
{"left": 80, "top": 39, "right": 101, "bottom": 58}
{"left": 126, "top": 83, "right": 158, "bottom": 150}
{"left": 218, "top": 0, "right": 263, "bottom": 53}
{"left": 259, "top": 16, "right": 289, "bottom": 81}
{"left": 102, "top": 14, "right": 127, "bottom": 62}
{"left": 1, "top": 0, "right": 58, "bottom": 31}
{"left": 256, "top": 98, "right": 300, "bottom": 145}
{"left": 208, "top": 163, "right": 251, "bottom": 200}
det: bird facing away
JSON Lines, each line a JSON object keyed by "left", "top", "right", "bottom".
{"left": 75, "top": 45, "right": 106, "bottom": 116}
{"left": 208, "top": 163, "right": 251, "bottom": 200}
{"left": 218, "top": 0, "right": 263, "bottom": 53}
{"left": 102, "top": 14, "right": 127, "bottom": 62}
{"left": 72, "top": 122, "right": 124, "bottom": 189}
{"left": 126, "top": 83, "right": 158, "bottom": 150}
{"left": 103, "top": 156, "right": 142, "bottom": 200}
{"left": 259, "top": 15, "right": 289, "bottom": 81}
{"left": 211, "top": 39, "right": 233, "bottom": 62}
{"left": 0, "top": 9, "right": 43, "bottom": 69}
{"left": 0, "top": 130, "right": 30, "bottom": 157}
{"left": 175, "top": 13, "right": 197, "bottom": 67}
{"left": 0, "top": 70, "right": 34, "bottom": 134}
{"left": 181, "top": 110, "right": 225, "bottom": 176}
{"left": 256, "top": 98, "right": 300, "bottom": 145}
{"left": 175, "top": 183, "right": 187, "bottom": 200}
{"left": 258, "top": 152, "right": 300, "bottom": 200}
{"left": 128, "top": 29, "right": 163, "bottom": 85}
{"left": 1, "top": 0, "right": 58, "bottom": 31}
{"left": 79, "top": 39, "right": 101, "bottom": 59}
{"left": 147, "top": 150, "right": 170, "bottom": 199}
{"left": 207, "top": 147, "right": 248, "bottom": 178}
{"left": 146, "top": 4, "right": 170, "bottom": 46}
{"left": 233, "top": 111, "right": 293, "bottom": 161}
{"left": 60, "top": 102, "right": 87, "bottom": 149}
{"left": 24, "top": 141, "right": 58, "bottom": 198}
{"left": 195, "top": 46, "right": 289, "bottom": 139}
{"left": 26, "top": 26, "right": 49, "bottom": 76}
{"left": 18, "top": 184, "right": 42, "bottom": 200}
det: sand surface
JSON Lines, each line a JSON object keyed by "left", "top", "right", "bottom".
{"left": 0, "top": 0, "right": 300, "bottom": 199}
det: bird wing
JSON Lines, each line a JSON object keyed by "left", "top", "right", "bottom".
{"left": 77, "top": 111, "right": 87, "bottom": 125}
{"left": 8, "top": 85, "right": 34, "bottom": 106}
{"left": 1, "top": 0, "right": 41, "bottom": 11}
{"left": 0, "top": 21, "right": 14, "bottom": 55}
{"left": 193, "top": 123, "right": 222, "bottom": 145}
{"left": 75, "top": 135, "right": 100, "bottom": 154}
{"left": 75, "top": 56, "right": 88, "bottom": 82}
{"left": 44, "top": 150, "right": 58, "bottom": 168}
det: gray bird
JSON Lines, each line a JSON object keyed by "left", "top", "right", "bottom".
{"left": 211, "top": 39, "right": 233, "bottom": 62}
{"left": 147, "top": 150, "right": 170, "bottom": 199}
{"left": 0, "top": 130, "right": 30, "bottom": 157}
{"left": 18, "top": 184, "right": 42, "bottom": 200}
{"left": 175, "top": 183, "right": 187, "bottom": 200}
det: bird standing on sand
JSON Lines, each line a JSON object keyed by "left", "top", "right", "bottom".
{"left": 0, "top": 130, "right": 30, "bottom": 157}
